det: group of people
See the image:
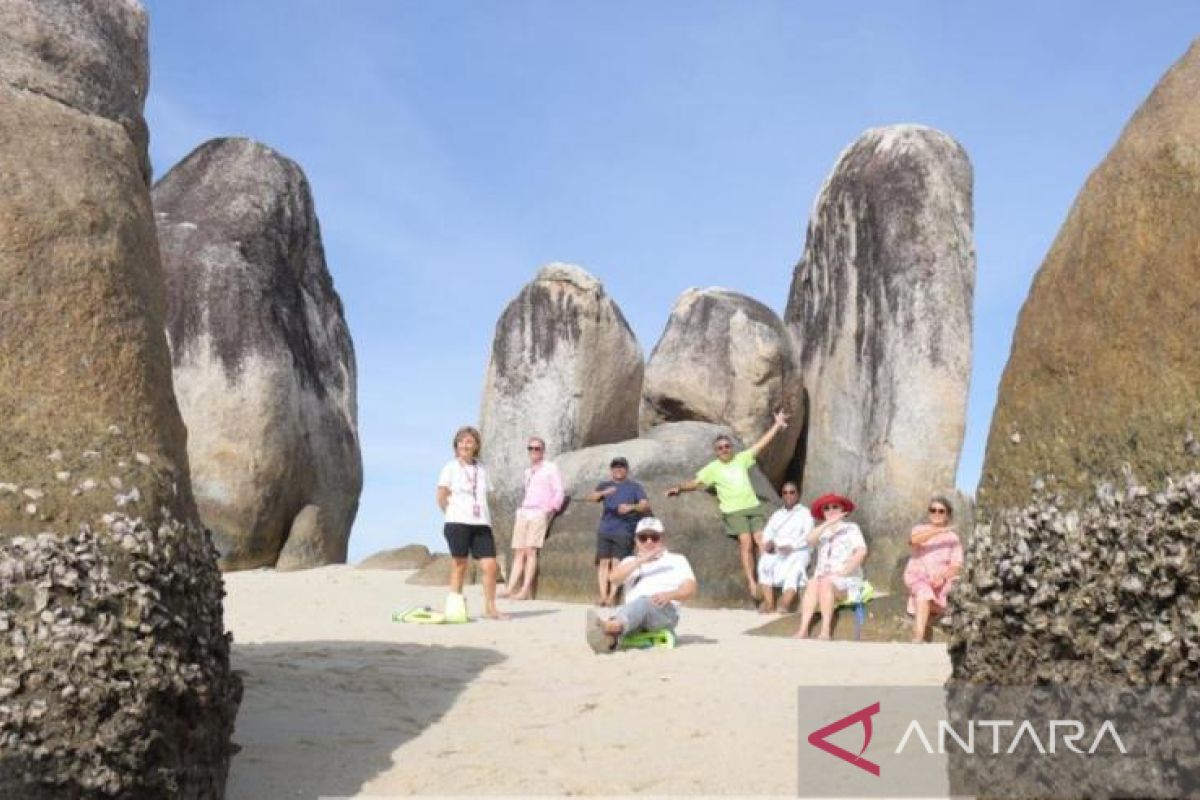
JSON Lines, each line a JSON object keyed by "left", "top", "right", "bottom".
{"left": 434, "top": 414, "right": 963, "bottom": 645}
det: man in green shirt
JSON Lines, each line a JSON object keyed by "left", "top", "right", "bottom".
{"left": 666, "top": 409, "right": 790, "bottom": 602}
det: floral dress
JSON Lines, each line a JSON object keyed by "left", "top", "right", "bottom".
{"left": 903, "top": 525, "right": 963, "bottom": 614}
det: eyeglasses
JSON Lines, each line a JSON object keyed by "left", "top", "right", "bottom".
{"left": 527, "top": 445, "right": 544, "bottom": 451}
{"left": 928, "top": 507, "right": 948, "bottom": 515}
{"left": 636, "top": 533, "right": 662, "bottom": 543}
{"left": 715, "top": 444, "right": 732, "bottom": 452}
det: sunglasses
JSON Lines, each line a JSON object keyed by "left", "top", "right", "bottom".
{"left": 715, "top": 444, "right": 732, "bottom": 452}
{"left": 636, "top": 533, "right": 662, "bottom": 543}
{"left": 928, "top": 507, "right": 948, "bottom": 514}
{"left": 527, "top": 445, "right": 544, "bottom": 451}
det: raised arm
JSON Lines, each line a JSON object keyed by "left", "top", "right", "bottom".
{"left": 587, "top": 484, "right": 617, "bottom": 502}
{"left": 666, "top": 479, "right": 706, "bottom": 497}
{"left": 748, "top": 409, "right": 790, "bottom": 456}
{"left": 609, "top": 553, "right": 651, "bottom": 584}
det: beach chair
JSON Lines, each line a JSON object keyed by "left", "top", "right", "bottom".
{"left": 836, "top": 581, "right": 876, "bottom": 640}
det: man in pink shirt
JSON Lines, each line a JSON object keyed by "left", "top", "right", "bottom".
{"left": 502, "top": 436, "right": 564, "bottom": 599}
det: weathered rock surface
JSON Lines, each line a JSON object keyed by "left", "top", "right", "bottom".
{"left": 978, "top": 41, "right": 1200, "bottom": 515}
{"left": 0, "top": 3, "right": 239, "bottom": 795}
{"left": 154, "top": 137, "right": 363, "bottom": 571}
{"left": 357, "top": 544, "right": 433, "bottom": 571}
{"left": 480, "top": 263, "right": 643, "bottom": 500}
{"left": 785, "top": 124, "right": 975, "bottom": 590}
{"left": 505, "top": 422, "right": 780, "bottom": 608}
{"left": 0, "top": 0, "right": 151, "bottom": 181}
{"left": 641, "top": 288, "right": 804, "bottom": 487}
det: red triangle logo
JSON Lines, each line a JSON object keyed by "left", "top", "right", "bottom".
{"left": 806, "top": 701, "right": 881, "bottom": 776}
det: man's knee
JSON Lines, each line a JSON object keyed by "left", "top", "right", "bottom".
{"left": 481, "top": 559, "right": 499, "bottom": 576}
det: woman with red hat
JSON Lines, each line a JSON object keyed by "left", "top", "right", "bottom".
{"left": 793, "top": 493, "right": 867, "bottom": 640}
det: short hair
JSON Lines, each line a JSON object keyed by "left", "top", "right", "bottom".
{"left": 713, "top": 434, "right": 734, "bottom": 447}
{"left": 929, "top": 495, "right": 954, "bottom": 518}
{"left": 452, "top": 426, "right": 482, "bottom": 457}
{"left": 527, "top": 436, "right": 546, "bottom": 449}
{"left": 781, "top": 481, "right": 799, "bottom": 493}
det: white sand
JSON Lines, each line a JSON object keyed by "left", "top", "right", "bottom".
{"left": 223, "top": 566, "right": 950, "bottom": 798}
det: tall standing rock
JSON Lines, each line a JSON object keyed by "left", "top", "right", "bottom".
{"left": 785, "top": 124, "right": 975, "bottom": 590}
{"left": 641, "top": 288, "right": 804, "bottom": 486}
{"left": 978, "top": 40, "right": 1200, "bottom": 514}
{"left": 154, "top": 137, "right": 363, "bottom": 571}
{"left": 0, "top": 2, "right": 239, "bottom": 796}
{"left": 480, "top": 263, "right": 643, "bottom": 500}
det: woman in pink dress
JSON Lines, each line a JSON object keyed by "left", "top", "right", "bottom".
{"left": 904, "top": 496, "right": 963, "bottom": 643}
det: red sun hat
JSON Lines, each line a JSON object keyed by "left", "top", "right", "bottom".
{"left": 810, "top": 493, "right": 856, "bottom": 521}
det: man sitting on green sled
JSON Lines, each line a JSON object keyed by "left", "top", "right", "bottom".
{"left": 586, "top": 517, "right": 697, "bottom": 653}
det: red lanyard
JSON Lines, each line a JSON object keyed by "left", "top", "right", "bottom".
{"left": 460, "top": 459, "right": 481, "bottom": 517}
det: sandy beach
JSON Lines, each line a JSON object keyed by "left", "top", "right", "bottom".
{"left": 222, "top": 566, "right": 950, "bottom": 798}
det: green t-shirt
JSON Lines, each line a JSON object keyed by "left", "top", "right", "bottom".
{"left": 696, "top": 450, "right": 759, "bottom": 514}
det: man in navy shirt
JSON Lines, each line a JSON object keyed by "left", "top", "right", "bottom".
{"left": 588, "top": 456, "right": 650, "bottom": 606}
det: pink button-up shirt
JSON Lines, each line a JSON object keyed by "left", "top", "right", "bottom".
{"left": 519, "top": 461, "right": 564, "bottom": 514}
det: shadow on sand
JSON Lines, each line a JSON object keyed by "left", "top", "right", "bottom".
{"left": 226, "top": 640, "right": 504, "bottom": 799}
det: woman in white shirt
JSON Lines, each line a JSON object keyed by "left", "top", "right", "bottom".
{"left": 436, "top": 426, "right": 505, "bottom": 619}
{"left": 793, "top": 493, "right": 867, "bottom": 640}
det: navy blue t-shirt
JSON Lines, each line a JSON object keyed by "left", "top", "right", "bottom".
{"left": 594, "top": 479, "right": 648, "bottom": 537}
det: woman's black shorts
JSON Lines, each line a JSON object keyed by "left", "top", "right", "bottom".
{"left": 444, "top": 523, "right": 497, "bottom": 559}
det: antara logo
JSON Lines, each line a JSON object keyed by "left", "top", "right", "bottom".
{"left": 807, "top": 702, "right": 882, "bottom": 777}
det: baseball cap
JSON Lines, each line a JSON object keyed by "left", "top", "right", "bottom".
{"left": 635, "top": 517, "right": 664, "bottom": 534}
{"left": 610, "top": 456, "right": 629, "bottom": 468}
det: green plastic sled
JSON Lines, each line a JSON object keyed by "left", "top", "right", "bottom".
{"left": 619, "top": 629, "right": 677, "bottom": 650}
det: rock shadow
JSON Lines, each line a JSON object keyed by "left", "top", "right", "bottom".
{"left": 226, "top": 640, "right": 504, "bottom": 798}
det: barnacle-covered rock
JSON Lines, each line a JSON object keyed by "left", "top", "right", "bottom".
{"left": 0, "top": 509, "right": 241, "bottom": 798}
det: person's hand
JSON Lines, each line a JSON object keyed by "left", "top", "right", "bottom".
{"left": 638, "top": 548, "right": 664, "bottom": 565}
{"left": 763, "top": 541, "right": 776, "bottom": 554}
{"left": 665, "top": 487, "right": 680, "bottom": 497}
{"left": 600, "top": 486, "right": 618, "bottom": 498}
{"left": 617, "top": 502, "right": 634, "bottom": 515}
{"left": 650, "top": 592, "right": 673, "bottom": 608}
{"left": 778, "top": 544, "right": 793, "bottom": 556}
{"left": 931, "top": 573, "right": 946, "bottom": 589}
{"left": 774, "top": 409, "right": 790, "bottom": 429}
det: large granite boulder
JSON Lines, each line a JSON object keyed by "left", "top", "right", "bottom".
{"left": 480, "top": 263, "right": 643, "bottom": 500}
{"left": 641, "top": 288, "right": 805, "bottom": 487}
{"left": 977, "top": 41, "right": 1200, "bottom": 515}
{"left": 784, "top": 124, "right": 975, "bottom": 591}
{"left": 0, "top": 2, "right": 239, "bottom": 796}
{"left": 514, "top": 422, "right": 781, "bottom": 608}
{"left": 154, "top": 137, "right": 363, "bottom": 571}
{"left": 357, "top": 544, "right": 433, "bottom": 571}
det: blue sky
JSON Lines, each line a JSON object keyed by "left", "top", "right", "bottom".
{"left": 142, "top": 2, "right": 1199, "bottom": 561}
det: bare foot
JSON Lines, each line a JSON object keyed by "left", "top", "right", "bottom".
{"left": 817, "top": 633, "right": 832, "bottom": 641}
{"left": 511, "top": 590, "right": 530, "bottom": 601}
{"left": 484, "top": 609, "right": 510, "bottom": 620}
{"left": 497, "top": 586, "right": 512, "bottom": 598}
